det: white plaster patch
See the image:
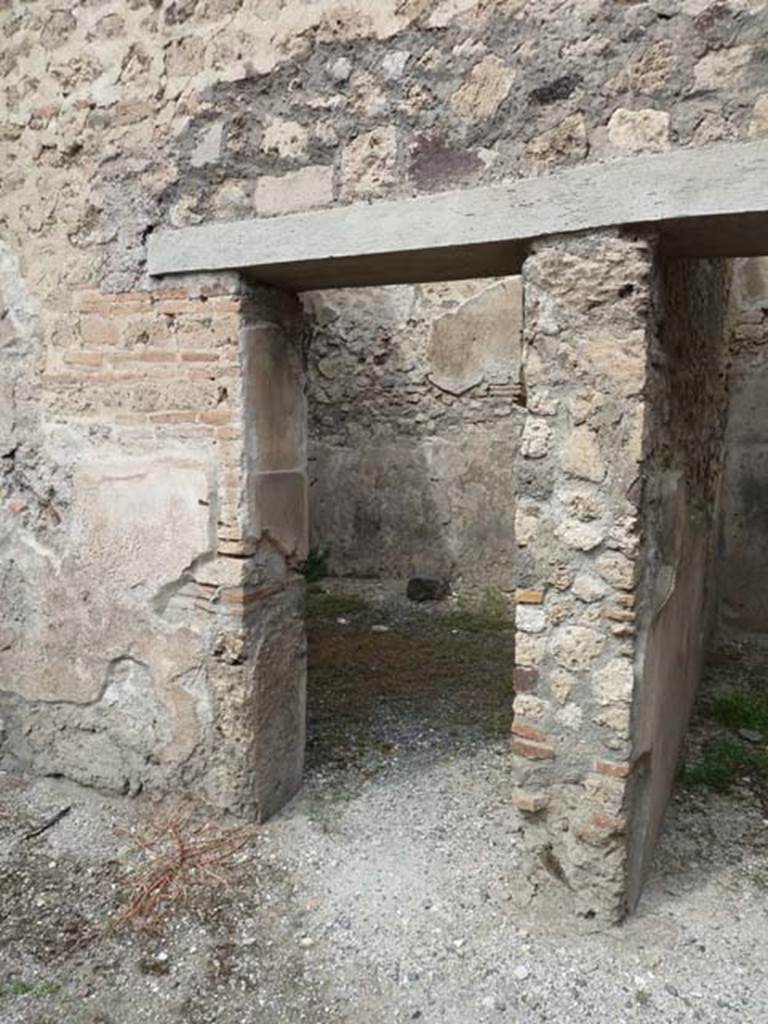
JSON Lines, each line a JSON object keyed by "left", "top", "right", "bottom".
{"left": 191, "top": 123, "right": 223, "bottom": 167}
{"left": 381, "top": 50, "right": 410, "bottom": 80}
{"left": 556, "top": 702, "right": 584, "bottom": 730}
{"left": 71, "top": 453, "right": 213, "bottom": 601}
{"left": 101, "top": 656, "right": 172, "bottom": 749}
{"left": 0, "top": 240, "right": 39, "bottom": 346}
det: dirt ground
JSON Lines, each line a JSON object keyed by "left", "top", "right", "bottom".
{"left": 2, "top": 582, "right": 768, "bottom": 1023}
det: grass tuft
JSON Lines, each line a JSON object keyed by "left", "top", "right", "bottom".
{"left": 710, "top": 689, "right": 768, "bottom": 734}
{"left": 681, "top": 644, "right": 768, "bottom": 794}
{"left": 300, "top": 546, "right": 331, "bottom": 584}
{"left": 0, "top": 980, "right": 61, "bottom": 999}
{"left": 682, "top": 735, "right": 768, "bottom": 791}
{"left": 445, "top": 588, "right": 512, "bottom": 633}
{"left": 305, "top": 589, "right": 370, "bottom": 619}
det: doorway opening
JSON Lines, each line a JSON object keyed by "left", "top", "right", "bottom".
{"left": 678, "top": 257, "right": 768, "bottom": 817}
{"left": 298, "top": 277, "right": 522, "bottom": 799}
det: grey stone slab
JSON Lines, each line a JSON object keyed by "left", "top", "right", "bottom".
{"left": 148, "top": 141, "right": 768, "bottom": 290}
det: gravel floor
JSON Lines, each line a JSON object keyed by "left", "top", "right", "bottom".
{"left": 2, "top": 585, "right": 768, "bottom": 1023}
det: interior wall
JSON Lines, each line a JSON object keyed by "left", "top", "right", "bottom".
{"left": 717, "top": 257, "right": 768, "bottom": 640}
{"left": 627, "top": 256, "right": 732, "bottom": 908}
{"left": 303, "top": 278, "right": 523, "bottom": 588}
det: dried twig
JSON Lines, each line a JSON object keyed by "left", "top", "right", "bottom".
{"left": 116, "top": 807, "right": 254, "bottom": 930}
{"left": 22, "top": 805, "right": 71, "bottom": 841}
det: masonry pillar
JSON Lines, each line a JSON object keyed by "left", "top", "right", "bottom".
{"left": 207, "top": 281, "right": 308, "bottom": 819}
{"left": 512, "top": 233, "right": 732, "bottom": 919}
{"left": 511, "top": 231, "right": 655, "bottom": 920}
{"left": 1, "top": 273, "right": 307, "bottom": 820}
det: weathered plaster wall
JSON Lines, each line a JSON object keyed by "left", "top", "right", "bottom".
{"left": 627, "top": 256, "right": 731, "bottom": 908}
{"left": 717, "top": 257, "right": 768, "bottom": 639}
{"left": 1, "top": 275, "right": 308, "bottom": 817}
{"left": 304, "top": 278, "right": 522, "bottom": 586}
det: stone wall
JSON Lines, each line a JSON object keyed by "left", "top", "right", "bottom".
{"left": 717, "top": 257, "right": 768, "bottom": 639}
{"left": 305, "top": 278, "right": 522, "bottom": 586}
{"left": 3, "top": 2, "right": 767, "bottom": 296}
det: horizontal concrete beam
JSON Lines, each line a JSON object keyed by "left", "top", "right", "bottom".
{"left": 148, "top": 141, "right": 768, "bottom": 290}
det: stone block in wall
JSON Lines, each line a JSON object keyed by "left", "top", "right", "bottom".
{"left": 607, "top": 108, "right": 670, "bottom": 155}
{"left": 254, "top": 166, "right": 334, "bottom": 216}
{"left": 250, "top": 471, "right": 309, "bottom": 563}
{"left": 340, "top": 127, "right": 398, "bottom": 200}
{"left": 242, "top": 323, "right": 306, "bottom": 473}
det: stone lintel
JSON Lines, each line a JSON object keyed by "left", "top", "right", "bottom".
{"left": 148, "top": 141, "right": 768, "bottom": 290}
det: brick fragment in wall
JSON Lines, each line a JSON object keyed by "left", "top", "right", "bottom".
{"left": 594, "top": 759, "right": 631, "bottom": 779}
{"left": 512, "top": 789, "right": 550, "bottom": 813}
{"left": 511, "top": 737, "right": 556, "bottom": 761}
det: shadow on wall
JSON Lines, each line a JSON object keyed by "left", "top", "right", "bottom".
{"left": 301, "top": 276, "right": 524, "bottom": 590}
{"left": 718, "top": 257, "right": 768, "bottom": 640}
{"left": 628, "top": 255, "right": 732, "bottom": 910}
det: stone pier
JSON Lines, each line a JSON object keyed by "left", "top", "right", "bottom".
{"left": 511, "top": 232, "right": 730, "bottom": 919}
{"left": 1, "top": 275, "right": 308, "bottom": 820}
